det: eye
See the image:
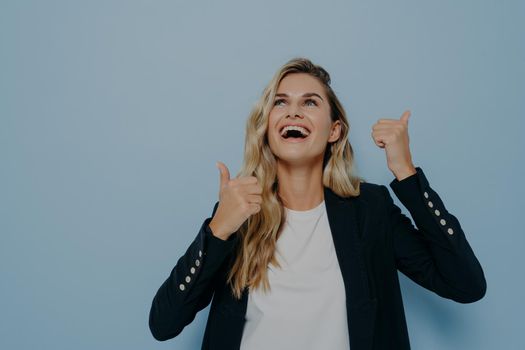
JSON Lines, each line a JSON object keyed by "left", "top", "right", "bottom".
{"left": 273, "top": 99, "right": 285, "bottom": 106}
{"left": 305, "top": 98, "right": 318, "bottom": 106}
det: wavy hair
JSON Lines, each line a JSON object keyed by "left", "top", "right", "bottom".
{"left": 226, "top": 57, "right": 365, "bottom": 300}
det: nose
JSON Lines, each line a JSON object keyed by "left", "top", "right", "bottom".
{"left": 284, "top": 100, "right": 303, "bottom": 120}
{"left": 287, "top": 114, "right": 303, "bottom": 120}
{"left": 286, "top": 110, "right": 304, "bottom": 119}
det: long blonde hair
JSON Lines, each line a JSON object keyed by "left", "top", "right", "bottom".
{"left": 227, "top": 57, "right": 365, "bottom": 300}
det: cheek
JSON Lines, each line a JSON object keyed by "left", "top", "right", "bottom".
{"left": 267, "top": 113, "right": 278, "bottom": 133}
{"left": 313, "top": 117, "right": 330, "bottom": 134}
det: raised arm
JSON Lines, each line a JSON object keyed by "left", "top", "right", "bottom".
{"left": 383, "top": 166, "right": 487, "bottom": 303}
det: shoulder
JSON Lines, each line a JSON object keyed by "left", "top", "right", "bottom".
{"left": 358, "top": 180, "right": 388, "bottom": 202}
{"left": 346, "top": 180, "right": 392, "bottom": 215}
{"left": 324, "top": 180, "right": 388, "bottom": 207}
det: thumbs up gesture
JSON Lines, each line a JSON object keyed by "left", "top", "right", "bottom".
{"left": 208, "top": 161, "right": 263, "bottom": 240}
{"left": 371, "top": 110, "right": 417, "bottom": 181}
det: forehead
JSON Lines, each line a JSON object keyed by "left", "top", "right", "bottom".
{"left": 276, "top": 73, "right": 325, "bottom": 96}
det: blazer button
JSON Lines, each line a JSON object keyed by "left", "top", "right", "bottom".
{"left": 427, "top": 201, "right": 433, "bottom": 208}
{"left": 179, "top": 284, "right": 186, "bottom": 291}
{"left": 447, "top": 228, "right": 454, "bottom": 235}
{"left": 190, "top": 267, "right": 196, "bottom": 274}
{"left": 199, "top": 250, "right": 202, "bottom": 257}
{"left": 185, "top": 276, "right": 191, "bottom": 283}
{"left": 424, "top": 191, "right": 429, "bottom": 198}
{"left": 434, "top": 209, "right": 440, "bottom": 216}
{"left": 195, "top": 259, "right": 200, "bottom": 267}
{"left": 440, "top": 219, "right": 446, "bottom": 226}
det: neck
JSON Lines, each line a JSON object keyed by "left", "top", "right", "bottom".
{"left": 276, "top": 158, "right": 324, "bottom": 211}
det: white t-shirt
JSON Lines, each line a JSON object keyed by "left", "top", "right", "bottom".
{"left": 239, "top": 200, "right": 350, "bottom": 350}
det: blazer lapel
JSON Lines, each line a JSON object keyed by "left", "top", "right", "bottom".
{"left": 324, "top": 186, "right": 377, "bottom": 350}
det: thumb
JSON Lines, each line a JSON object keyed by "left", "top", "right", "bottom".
{"left": 400, "top": 110, "right": 411, "bottom": 124}
{"left": 216, "top": 161, "right": 230, "bottom": 189}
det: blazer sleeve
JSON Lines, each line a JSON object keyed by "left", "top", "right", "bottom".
{"left": 148, "top": 201, "right": 238, "bottom": 341}
{"left": 381, "top": 166, "right": 487, "bottom": 303}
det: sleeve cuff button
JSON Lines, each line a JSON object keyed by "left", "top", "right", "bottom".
{"left": 447, "top": 228, "right": 454, "bottom": 235}
{"left": 440, "top": 219, "right": 446, "bottom": 225}
{"left": 424, "top": 191, "right": 429, "bottom": 198}
{"left": 179, "top": 284, "right": 185, "bottom": 291}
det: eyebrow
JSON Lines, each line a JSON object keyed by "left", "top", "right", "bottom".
{"left": 275, "top": 92, "right": 324, "bottom": 101}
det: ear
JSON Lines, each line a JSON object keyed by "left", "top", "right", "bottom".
{"left": 328, "top": 120, "right": 341, "bottom": 143}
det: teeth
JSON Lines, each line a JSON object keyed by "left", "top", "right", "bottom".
{"left": 280, "top": 125, "right": 310, "bottom": 137}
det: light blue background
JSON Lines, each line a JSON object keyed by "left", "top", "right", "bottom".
{"left": 1, "top": 1, "right": 523, "bottom": 349}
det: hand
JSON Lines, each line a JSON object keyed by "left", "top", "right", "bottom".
{"left": 371, "top": 110, "right": 417, "bottom": 180}
{"left": 208, "top": 161, "right": 263, "bottom": 240}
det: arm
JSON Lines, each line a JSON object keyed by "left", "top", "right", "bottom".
{"left": 148, "top": 201, "right": 238, "bottom": 341}
{"left": 382, "top": 166, "right": 487, "bottom": 303}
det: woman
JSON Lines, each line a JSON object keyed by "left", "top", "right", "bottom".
{"left": 148, "top": 57, "right": 487, "bottom": 350}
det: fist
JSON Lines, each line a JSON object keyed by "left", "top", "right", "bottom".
{"left": 208, "top": 161, "right": 263, "bottom": 240}
{"left": 371, "top": 109, "right": 415, "bottom": 176}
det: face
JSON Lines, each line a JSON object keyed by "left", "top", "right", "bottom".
{"left": 267, "top": 73, "right": 341, "bottom": 166}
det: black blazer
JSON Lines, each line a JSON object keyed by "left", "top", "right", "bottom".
{"left": 149, "top": 167, "right": 487, "bottom": 350}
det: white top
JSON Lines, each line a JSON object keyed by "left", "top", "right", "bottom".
{"left": 239, "top": 200, "right": 350, "bottom": 350}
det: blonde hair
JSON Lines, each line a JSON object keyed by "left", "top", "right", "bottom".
{"left": 227, "top": 57, "right": 365, "bottom": 300}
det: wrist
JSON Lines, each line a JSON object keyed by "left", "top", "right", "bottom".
{"left": 392, "top": 165, "right": 417, "bottom": 181}
{"left": 208, "top": 220, "right": 230, "bottom": 241}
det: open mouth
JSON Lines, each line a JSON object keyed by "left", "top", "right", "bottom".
{"left": 279, "top": 126, "right": 310, "bottom": 142}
